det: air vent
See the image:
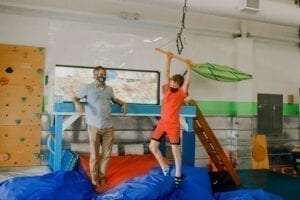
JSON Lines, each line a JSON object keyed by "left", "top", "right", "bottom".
{"left": 240, "top": 0, "right": 260, "bottom": 12}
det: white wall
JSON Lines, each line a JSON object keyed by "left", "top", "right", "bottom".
{"left": 0, "top": 13, "right": 49, "bottom": 46}
{"left": 254, "top": 42, "right": 300, "bottom": 100}
{"left": 0, "top": 10, "right": 300, "bottom": 111}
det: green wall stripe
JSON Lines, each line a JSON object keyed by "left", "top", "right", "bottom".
{"left": 283, "top": 104, "right": 299, "bottom": 116}
{"left": 236, "top": 102, "right": 257, "bottom": 116}
{"left": 195, "top": 100, "right": 299, "bottom": 116}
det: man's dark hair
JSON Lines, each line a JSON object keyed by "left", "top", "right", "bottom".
{"left": 93, "top": 65, "right": 106, "bottom": 75}
{"left": 170, "top": 74, "right": 184, "bottom": 87}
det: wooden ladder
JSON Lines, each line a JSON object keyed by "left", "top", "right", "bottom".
{"left": 189, "top": 99, "right": 242, "bottom": 186}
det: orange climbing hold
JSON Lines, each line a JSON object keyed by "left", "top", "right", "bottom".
{"left": 0, "top": 77, "right": 9, "bottom": 86}
{"left": 0, "top": 153, "right": 11, "bottom": 161}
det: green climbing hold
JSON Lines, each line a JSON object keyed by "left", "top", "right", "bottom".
{"left": 38, "top": 47, "right": 45, "bottom": 54}
{"left": 33, "top": 153, "right": 40, "bottom": 159}
{"left": 45, "top": 75, "right": 48, "bottom": 85}
{"left": 19, "top": 137, "right": 25, "bottom": 142}
{"left": 15, "top": 120, "right": 21, "bottom": 125}
{"left": 21, "top": 97, "right": 27, "bottom": 102}
{"left": 34, "top": 113, "right": 41, "bottom": 119}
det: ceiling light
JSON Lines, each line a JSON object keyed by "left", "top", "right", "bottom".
{"left": 153, "top": 37, "right": 163, "bottom": 42}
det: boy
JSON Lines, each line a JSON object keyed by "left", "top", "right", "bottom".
{"left": 149, "top": 51, "right": 191, "bottom": 187}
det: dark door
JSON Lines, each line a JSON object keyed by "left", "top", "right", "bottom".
{"left": 257, "top": 93, "right": 283, "bottom": 134}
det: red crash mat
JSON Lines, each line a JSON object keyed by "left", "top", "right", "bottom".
{"left": 80, "top": 154, "right": 166, "bottom": 192}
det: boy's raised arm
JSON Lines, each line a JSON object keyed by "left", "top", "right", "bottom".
{"left": 163, "top": 51, "right": 173, "bottom": 86}
{"left": 182, "top": 58, "right": 192, "bottom": 93}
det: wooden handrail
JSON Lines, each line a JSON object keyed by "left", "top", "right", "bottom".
{"left": 188, "top": 98, "right": 242, "bottom": 186}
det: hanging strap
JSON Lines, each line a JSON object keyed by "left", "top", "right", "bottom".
{"left": 176, "top": 0, "right": 188, "bottom": 55}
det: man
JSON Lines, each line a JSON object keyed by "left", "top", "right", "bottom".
{"left": 74, "top": 66, "right": 126, "bottom": 186}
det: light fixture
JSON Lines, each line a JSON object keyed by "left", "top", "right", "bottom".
{"left": 143, "top": 36, "right": 163, "bottom": 43}
{"left": 153, "top": 37, "right": 162, "bottom": 42}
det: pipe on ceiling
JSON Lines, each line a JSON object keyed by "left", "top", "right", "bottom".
{"left": 183, "top": 0, "right": 300, "bottom": 27}
{"left": 120, "top": 0, "right": 300, "bottom": 27}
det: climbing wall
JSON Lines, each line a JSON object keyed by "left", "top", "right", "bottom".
{"left": 0, "top": 44, "right": 45, "bottom": 166}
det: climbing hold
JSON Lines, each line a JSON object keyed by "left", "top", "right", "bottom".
{"left": 0, "top": 77, "right": 9, "bottom": 86}
{"left": 38, "top": 47, "right": 45, "bottom": 54}
{"left": 19, "top": 137, "right": 25, "bottom": 142}
{"left": 0, "top": 152, "right": 10, "bottom": 161}
{"left": 45, "top": 75, "right": 48, "bottom": 85}
{"left": 25, "top": 85, "right": 34, "bottom": 94}
{"left": 5, "top": 67, "right": 13, "bottom": 73}
{"left": 21, "top": 97, "right": 27, "bottom": 102}
{"left": 15, "top": 119, "right": 21, "bottom": 125}
{"left": 33, "top": 153, "right": 40, "bottom": 159}
{"left": 36, "top": 68, "right": 44, "bottom": 75}
{"left": 34, "top": 113, "right": 41, "bottom": 119}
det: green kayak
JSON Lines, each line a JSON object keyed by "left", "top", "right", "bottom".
{"left": 191, "top": 63, "right": 252, "bottom": 82}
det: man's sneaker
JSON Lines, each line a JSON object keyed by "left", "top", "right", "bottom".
{"left": 99, "top": 177, "right": 106, "bottom": 186}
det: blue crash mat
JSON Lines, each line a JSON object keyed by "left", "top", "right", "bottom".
{"left": 95, "top": 165, "right": 214, "bottom": 200}
{"left": 0, "top": 170, "right": 95, "bottom": 200}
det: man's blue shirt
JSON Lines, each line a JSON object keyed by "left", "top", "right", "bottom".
{"left": 77, "top": 82, "right": 115, "bottom": 129}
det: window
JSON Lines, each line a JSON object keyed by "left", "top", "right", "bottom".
{"left": 54, "top": 65, "right": 160, "bottom": 104}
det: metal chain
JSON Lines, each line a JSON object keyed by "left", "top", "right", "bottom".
{"left": 176, "top": 0, "right": 188, "bottom": 55}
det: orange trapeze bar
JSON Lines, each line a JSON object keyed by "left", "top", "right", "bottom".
{"left": 155, "top": 48, "right": 196, "bottom": 66}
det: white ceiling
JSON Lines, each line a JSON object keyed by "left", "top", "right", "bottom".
{"left": 0, "top": 0, "right": 300, "bottom": 27}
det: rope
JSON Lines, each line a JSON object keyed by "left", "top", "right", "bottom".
{"left": 298, "top": 26, "right": 300, "bottom": 49}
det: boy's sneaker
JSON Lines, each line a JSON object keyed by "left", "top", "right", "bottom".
{"left": 174, "top": 176, "right": 182, "bottom": 188}
{"left": 162, "top": 166, "right": 170, "bottom": 176}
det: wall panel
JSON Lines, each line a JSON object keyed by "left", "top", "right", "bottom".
{"left": 0, "top": 44, "right": 45, "bottom": 166}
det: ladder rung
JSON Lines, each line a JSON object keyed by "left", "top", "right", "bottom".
{"left": 207, "top": 151, "right": 218, "bottom": 155}
{"left": 216, "top": 160, "right": 225, "bottom": 165}
{"left": 198, "top": 127, "right": 204, "bottom": 132}
{"left": 204, "top": 138, "right": 212, "bottom": 143}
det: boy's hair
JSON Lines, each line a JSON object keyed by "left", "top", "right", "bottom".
{"left": 170, "top": 74, "right": 184, "bottom": 87}
{"left": 93, "top": 65, "right": 106, "bottom": 75}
